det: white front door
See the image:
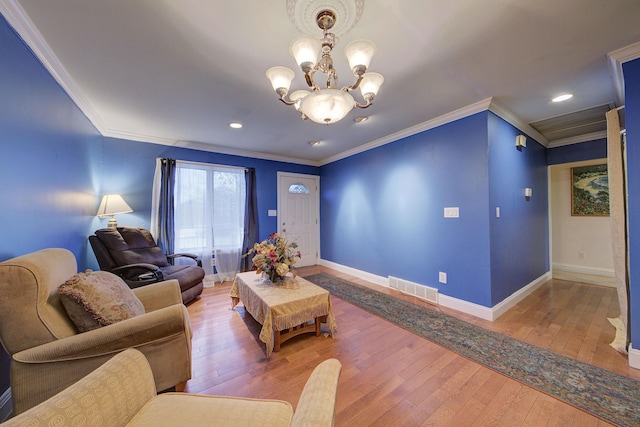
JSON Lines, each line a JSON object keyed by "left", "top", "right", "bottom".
{"left": 277, "top": 172, "right": 319, "bottom": 267}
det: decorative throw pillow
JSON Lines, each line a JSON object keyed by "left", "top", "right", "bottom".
{"left": 58, "top": 270, "right": 145, "bottom": 332}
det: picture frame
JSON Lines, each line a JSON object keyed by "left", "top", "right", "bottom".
{"left": 571, "top": 164, "right": 609, "bottom": 216}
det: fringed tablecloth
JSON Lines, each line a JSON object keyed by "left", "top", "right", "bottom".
{"left": 230, "top": 271, "right": 337, "bottom": 357}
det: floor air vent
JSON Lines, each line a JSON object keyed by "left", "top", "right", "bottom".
{"left": 388, "top": 276, "right": 439, "bottom": 305}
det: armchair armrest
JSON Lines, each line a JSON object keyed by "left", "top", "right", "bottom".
{"left": 133, "top": 279, "right": 183, "bottom": 311}
{"left": 11, "top": 304, "right": 192, "bottom": 414}
{"left": 167, "top": 253, "right": 203, "bottom": 267}
{"left": 13, "top": 304, "right": 190, "bottom": 362}
{"left": 291, "top": 359, "right": 342, "bottom": 427}
{"left": 3, "top": 349, "right": 157, "bottom": 427}
{"left": 111, "top": 263, "right": 165, "bottom": 281}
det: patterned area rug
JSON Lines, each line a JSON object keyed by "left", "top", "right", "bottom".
{"left": 304, "top": 273, "right": 640, "bottom": 427}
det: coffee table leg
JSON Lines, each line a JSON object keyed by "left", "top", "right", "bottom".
{"left": 274, "top": 329, "right": 281, "bottom": 352}
{"left": 316, "top": 315, "right": 327, "bottom": 336}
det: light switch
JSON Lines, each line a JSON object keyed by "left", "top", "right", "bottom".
{"left": 496, "top": 207, "right": 500, "bottom": 218}
{"left": 268, "top": 210, "right": 277, "bottom": 217}
{"left": 444, "top": 207, "right": 459, "bottom": 218}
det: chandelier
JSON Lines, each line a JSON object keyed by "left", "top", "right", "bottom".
{"left": 266, "top": 9, "right": 384, "bottom": 124}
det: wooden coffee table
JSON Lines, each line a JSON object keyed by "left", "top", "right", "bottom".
{"left": 230, "top": 271, "right": 337, "bottom": 357}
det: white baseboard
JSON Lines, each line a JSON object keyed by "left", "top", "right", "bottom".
{"left": 552, "top": 264, "right": 616, "bottom": 288}
{"left": 629, "top": 344, "right": 640, "bottom": 370}
{"left": 491, "top": 272, "right": 552, "bottom": 320}
{"left": 552, "top": 263, "right": 614, "bottom": 277}
{"left": 438, "top": 294, "right": 494, "bottom": 321}
{"left": 318, "top": 259, "right": 550, "bottom": 321}
{"left": 318, "top": 259, "right": 389, "bottom": 287}
{"left": 0, "top": 388, "right": 11, "bottom": 422}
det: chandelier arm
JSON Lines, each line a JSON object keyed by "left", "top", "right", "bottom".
{"left": 348, "top": 75, "right": 364, "bottom": 91}
{"left": 277, "top": 97, "right": 297, "bottom": 107}
{"left": 354, "top": 99, "right": 373, "bottom": 109}
{"left": 304, "top": 72, "right": 314, "bottom": 89}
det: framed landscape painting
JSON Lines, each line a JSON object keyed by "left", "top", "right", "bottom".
{"left": 571, "top": 164, "right": 609, "bottom": 216}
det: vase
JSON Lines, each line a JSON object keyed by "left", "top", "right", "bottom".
{"left": 267, "top": 271, "right": 283, "bottom": 283}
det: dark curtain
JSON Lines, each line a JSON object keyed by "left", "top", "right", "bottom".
{"left": 241, "top": 167, "right": 259, "bottom": 271}
{"left": 157, "top": 158, "right": 176, "bottom": 255}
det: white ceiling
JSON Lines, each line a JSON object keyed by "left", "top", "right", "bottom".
{"left": 3, "top": 0, "right": 640, "bottom": 165}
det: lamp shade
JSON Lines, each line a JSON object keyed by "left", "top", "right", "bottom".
{"left": 299, "top": 89, "right": 355, "bottom": 124}
{"left": 289, "top": 35, "right": 321, "bottom": 70}
{"left": 359, "top": 72, "right": 384, "bottom": 100}
{"left": 97, "top": 194, "right": 133, "bottom": 217}
{"left": 344, "top": 39, "right": 377, "bottom": 73}
{"left": 266, "top": 66, "right": 295, "bottom": 94}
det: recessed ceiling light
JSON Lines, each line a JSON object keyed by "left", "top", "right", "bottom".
{"left": 229, "top": 122, "right": 242, "bottom": 129}
{"left": 308, "top": 140, "right": 320, "bottom": 146}
{"left": 354, "top": 115, "right": 369, "bottom": 123}
{"left": 552, "top": 94, "right": 573, "bottom": 103}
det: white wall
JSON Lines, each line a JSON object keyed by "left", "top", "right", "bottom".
{"left": 549, "top": 159, "right": 615, "bottom": 286}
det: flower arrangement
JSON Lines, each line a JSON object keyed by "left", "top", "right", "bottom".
{"left": 244, "top": 232, "right": 301, "bottom": 282}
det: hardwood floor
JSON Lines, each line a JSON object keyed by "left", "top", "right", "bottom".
{"left": 181, "top": 266, "right": 638, "bottom": 426}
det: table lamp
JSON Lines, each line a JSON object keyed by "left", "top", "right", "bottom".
{"left": 97, "top": 194, "right": 133, "bottom": 227}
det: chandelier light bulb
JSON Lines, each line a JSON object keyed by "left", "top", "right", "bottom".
{"left": 266, "top": 66, "right": 295, "bottom": 95}
{"left": 300, "top": 89, "right": 355, "bottom": 124}
{"left": 359, "top": 72, "right": 384, "bottom": 100}
{"left": 290, "top": 35, "right": 321, "bottom": 72}
{"left": 344, "top": 39, "right": 377, "bottom": 75}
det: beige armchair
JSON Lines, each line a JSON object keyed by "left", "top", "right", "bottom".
{"left": 0, "top": 248, "right": 192, "bottom": 415}
{"left": 1, "top": 348, "right": 342, "bottom": 427}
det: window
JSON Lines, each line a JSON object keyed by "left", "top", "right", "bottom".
{"left": 288, "top": 183, "right": 310, "bottom": 194}
{"left": 173, "top": 162, "right": 245, "bottom": 283}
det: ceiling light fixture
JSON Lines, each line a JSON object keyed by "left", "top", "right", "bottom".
{"left": 266, "top": 9, "right": 384, "bottom": 125}
{"left": 552, "top": 94, "right": 573, "bottom": 103}
{"left": 229, "top": 122, "right": 243, "bottom": 129}
{"left": 308, "top": 140, "right": 321, "bottom": 146}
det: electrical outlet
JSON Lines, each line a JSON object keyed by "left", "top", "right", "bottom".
{"left": 439, "top": 271, "right": 447, "bottom": 284}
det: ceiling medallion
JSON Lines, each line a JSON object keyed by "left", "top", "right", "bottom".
{"left": 268, "top": 3, "right": 383, "bottom": 125}
{"left": 286, "top": 0, "right": 365, "bottom": 37}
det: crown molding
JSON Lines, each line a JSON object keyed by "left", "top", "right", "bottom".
{"left": 546, "top": 131, "right": 607, "bottom": 148}
{"left": 488, "top": 100, "right": 549, "bottom": 147}
{"left": 102, "top": 128, "right": 320, "bottom": 166}
{"left": 319, "top": 98, "right": 493, "bottom": 165}
{"left": 174, "top": 140, "right": 320, "bottom": 167}
{"left": 0, "top": 0, "right": 108, "bottom": 133}
{"left": 607, "top": 40, "right": 640, "bottom": 107}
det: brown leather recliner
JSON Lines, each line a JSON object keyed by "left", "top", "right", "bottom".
{"left": 89, "top": 227, "right": 204, "bottom": 304}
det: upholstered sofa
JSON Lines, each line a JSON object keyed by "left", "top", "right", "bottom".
{"left": 1, "top": 348, "right": 342, "bottom": 427}
{"left": 0, "top": 248, "right": 192, "bottom": 415}
{"left": 89, "top": 226, "right": 205, "bottom": 304}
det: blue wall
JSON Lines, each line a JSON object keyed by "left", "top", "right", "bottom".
{"left": 488, "top": 113, "right": 549, "bottom": 305}
{"left": 0, "top": 17, "right": 103, "bottom": 269}
{"left": 547, "top": 138, "right": 607, "bottom": 165}
{"left": 321, "top": 113, "right": 494, "bottom": 305}
{"left": 624, "top": 58, "right": 640, "bottom": 349}
{"left": 320, "top": 112, "right": 550, "bottom": 308}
